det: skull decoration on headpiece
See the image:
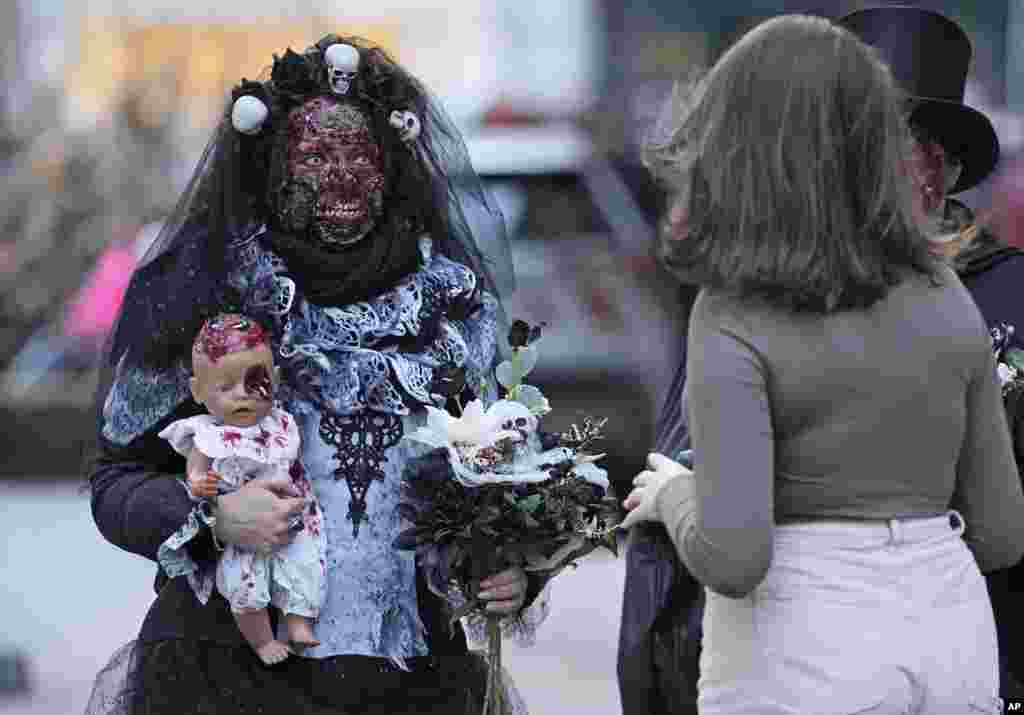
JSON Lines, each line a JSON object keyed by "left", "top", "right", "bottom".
{"left": 324, "top": 43, "right": 360, "bottom": 96}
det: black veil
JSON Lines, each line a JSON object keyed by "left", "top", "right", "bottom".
{"left": 95, "top": 34, "right": 513, "bottom": 447}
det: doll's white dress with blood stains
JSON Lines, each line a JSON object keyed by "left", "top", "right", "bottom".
{"left": 159, "top": 407, "right": 326, "bottom": 616}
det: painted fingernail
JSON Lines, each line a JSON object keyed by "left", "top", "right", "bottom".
{"left": 478, "top": 590, "right": 494, "bottom": 599}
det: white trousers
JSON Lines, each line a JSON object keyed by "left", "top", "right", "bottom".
{"left": 698, "top": 512, "right": 1003, "bottom": 714}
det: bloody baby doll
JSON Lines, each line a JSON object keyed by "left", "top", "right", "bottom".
{"left": 159, "top": 313, "right": 326, "bottom": 665}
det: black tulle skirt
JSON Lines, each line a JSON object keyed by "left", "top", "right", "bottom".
{"left": 85, "top": 638, "right": 527, "bottom": 715}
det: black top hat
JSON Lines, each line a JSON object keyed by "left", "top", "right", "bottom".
{"left": 838, "top": 5, "right": 999, "bottom": 193}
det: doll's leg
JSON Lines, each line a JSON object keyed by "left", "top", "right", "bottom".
{"left": 218, "top": 548, "right": 292, "bottom": 664}
{"left": 270, "top": 528, "right": 325, "bottom": 650}
{"left": 233, "top": 609, "right": 291, "bottom": 665}
{"left": 282, "top": 613, "right": 319, "bottom": 649}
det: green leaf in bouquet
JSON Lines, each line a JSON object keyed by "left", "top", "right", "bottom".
{"left": 1007, "top": 348, "right": 1024, "bottom": 372}
{"left": 514, "top": 494, "right": 543, "bottom": 514}
{"left": 511, "top": 383, "right": 551, "bottom": 416}
{"left": 495, "top": 361, "right": 521, "bottom": 390}
{"left": 513, "top": 345, "right": 539, "bottom": 374}
{"left": 495, "top": 346, "right": 539, "bottom": 389}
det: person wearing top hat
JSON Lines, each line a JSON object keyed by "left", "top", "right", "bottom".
{"left": 839, "top": 4, "right": 1024, "bottom": 698}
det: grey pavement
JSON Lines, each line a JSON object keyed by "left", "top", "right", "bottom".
{"left": 0, "top": 480, "right": 625, "bottom": 715}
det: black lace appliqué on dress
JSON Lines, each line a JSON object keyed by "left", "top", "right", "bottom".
{"left": 319, "top": 411, "right": 404, "bottom": 537}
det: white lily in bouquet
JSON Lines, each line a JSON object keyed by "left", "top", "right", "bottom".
{"left": 409, "top": 396, "right": 608, "bottom": 491}
{"left": 393, "top": 320, "right": 620, "bottom": 715}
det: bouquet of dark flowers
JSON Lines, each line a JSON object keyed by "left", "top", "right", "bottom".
{"left": 993, "top": 323, "right": 1024, "bottom": 398}
{"left": 993, "top": 323, "right": 1024, "bottom": 474}
{"left": 393, "top": 320, "right": 620, "bottom": 715}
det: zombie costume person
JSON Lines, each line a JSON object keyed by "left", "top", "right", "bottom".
{"left": 84, "top": 35, "right": 538, "bottom": 715}
{"left": 159, "top": 313, "right": 325, "bottom": 666}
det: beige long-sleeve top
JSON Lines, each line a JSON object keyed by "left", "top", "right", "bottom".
{"left": 656, "top": 265, "right": 1024, "bottom": 598}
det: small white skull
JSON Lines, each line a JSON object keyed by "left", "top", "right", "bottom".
{"left": 324, "top": 43, "right": 359, "bottom": 95}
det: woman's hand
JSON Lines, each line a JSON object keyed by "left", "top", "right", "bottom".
{"left": 620, "top": 452, "right": 693, "bottom": 529}
{"left": 479, "top": 567, "right": 529, "bottom": 615}
{"left": 214, "top": 475, "right": 306, "bottom": 552}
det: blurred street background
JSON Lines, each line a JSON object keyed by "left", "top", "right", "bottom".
{"left": 2, "top": 0, "right": 1024, "bottom": 713}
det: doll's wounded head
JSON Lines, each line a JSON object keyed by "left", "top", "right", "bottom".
{"left": 189, "top": 314, "right": 278, "bottom": 427}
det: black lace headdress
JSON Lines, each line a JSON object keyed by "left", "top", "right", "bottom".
{"left": 95, "top": 34, "right": 513, "bottom": 444}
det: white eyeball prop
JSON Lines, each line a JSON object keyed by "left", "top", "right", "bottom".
{"left": 231, "top": 95, "right": 269, "bottom": 135}
{"left": 388, "top": 110, "right": 421, "bottom": 143}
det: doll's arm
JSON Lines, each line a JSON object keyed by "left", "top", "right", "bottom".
{"left": 185, "top": 448, "right": 220, "bottom": 500}
{"left": 89, "top": 426, "right": 218, "bottom": 567}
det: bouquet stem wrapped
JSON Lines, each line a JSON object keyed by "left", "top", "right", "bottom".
{"left": 483, "top": 614, "right": 503, "bottom": 715}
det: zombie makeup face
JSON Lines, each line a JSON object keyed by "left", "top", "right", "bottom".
{"left": 189, "top": 315, "right": 278, "bottom": 428}
{"left": 277, "top": 96, "right": 387, "bottom": 248}
{"left": 906, "top": 125, "right": 964, "bottom": 231}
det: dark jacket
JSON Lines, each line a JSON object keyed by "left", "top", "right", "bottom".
{"left": 952, "top": 203, "right": 1024, "bottom": 697}
{"left": 953, "top": 201, "right": 1024, "bottom": 482}
{"left": 617, "top": 284, "right": 701, "bottom": 715}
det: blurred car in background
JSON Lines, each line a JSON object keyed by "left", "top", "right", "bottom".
{"left": 466, "top": 116, "right": 684, "bottom": 498}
